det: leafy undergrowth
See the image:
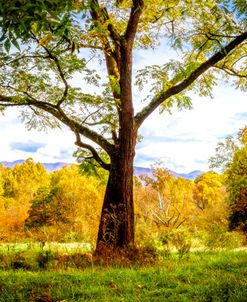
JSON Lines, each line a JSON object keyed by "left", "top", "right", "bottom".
{"left": 0, "top": 250, "right": 246, "bottom": 301}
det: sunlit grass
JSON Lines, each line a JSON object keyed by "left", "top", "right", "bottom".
{"left": 0, "top": 250, "right": 246, "bottom": 301}
{"left": 0, "top": 242, "right": 92, "bottom": 253}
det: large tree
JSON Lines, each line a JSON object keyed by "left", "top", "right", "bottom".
{"left": 0, "top": 0, "right": 247, "bottom": 252}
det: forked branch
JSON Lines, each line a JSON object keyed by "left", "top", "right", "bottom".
{"left": 74, "top": 132, "right": 111, "bottom": 170}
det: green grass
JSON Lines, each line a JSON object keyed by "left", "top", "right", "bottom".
{"left": 0, "top": 242, "right": 92, "bottom": 254}
{"left": 0, "top": 250, "right": 246, "bottom": 301}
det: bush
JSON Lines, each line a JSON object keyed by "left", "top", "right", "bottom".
{"left": 169, "top": 229, "right": 192, "bottom": 258}
{"left": 205, "top": 225, "right": 244, "bottom": 250}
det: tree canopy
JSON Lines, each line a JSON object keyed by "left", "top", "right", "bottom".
{"left": 0, "top": 1, "right": 246, "bottom": 150}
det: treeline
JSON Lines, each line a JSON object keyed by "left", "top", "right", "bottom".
{"left": 0, "top": 158, "right": 245, "bottom": 248}
{"left": 0, "top": 159, "right": 104, "bottom": 243}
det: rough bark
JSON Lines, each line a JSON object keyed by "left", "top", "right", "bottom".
{"left": 96, "top": 144, "right": 136, "bottom": 251}
{"left": 96, "top": 35, "right": 138, "bottom": 253}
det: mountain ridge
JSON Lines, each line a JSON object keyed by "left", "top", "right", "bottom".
{"left": 1, "top": 160, "right": 203, "bottom": 180}
{"left": 134, "top": 166, "right": 203, "bottom": 180}
{"left": 0, "top": 160, "right": 68, "bottom": 172}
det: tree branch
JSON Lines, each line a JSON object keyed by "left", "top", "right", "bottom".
{"left": 214, "top": 65, "right": 247, "bottom": 78}
{"left": 31, "top": 32, "right": 69, "bottom": 107}
{"left": 81, "top": 106, "right": 104, "bottom": 124}
{"left": 74, "top": 132, "right": 110, "bottom": 171}
{"left": 0, "top": 95, "right": 18, "bottom": 103}
{"left": 0, "top": 93, "right": 114, "bottom": 155}
{"left": 135, "top": 31, "right": 247, "bottom": 128}
{"left": 42, "top": 49, "right": 68, "bottom": 108}
{"left": 1, "top": 54, "right": 49, "bottom": 68}
{"left": 77, "top": 43, "right": 103, "bottom": 50}
{"left": 111, "top": 129, "right": 119, "bottom": 145}
{"left": 89, "top": 0, "right": 121, "bottom": 49}
{"left": 124, "top": 0, "right": 144, "bottom": 46}
{"left": 89, "top": 0, "right": 121, "bottom": 108}
{"left": 44, "top": 106, "right": 115, "bottom": 155}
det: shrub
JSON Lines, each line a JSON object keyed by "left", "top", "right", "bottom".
{"left": 205, "top": 225, "right": 244, "bottom": 250}
{"left": 169, "top": 229, "right": 192, "bottom": 258}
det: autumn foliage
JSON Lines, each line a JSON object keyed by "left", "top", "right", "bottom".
{"left": 0, "top": 158, "right": 241, "bottom": 248}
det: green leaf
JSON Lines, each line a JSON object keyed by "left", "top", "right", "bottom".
{"left": 4, "top": 39, "right": 11, "bottom": 53}
{"left": 12, "top": 37, "right": 21, "bottom": 51}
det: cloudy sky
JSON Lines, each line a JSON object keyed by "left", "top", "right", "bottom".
{"left": 0, "top": 43, "right": 246, "bottom": 173}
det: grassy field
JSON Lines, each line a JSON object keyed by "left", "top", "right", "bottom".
{"left": 0, "top": 249, "right": 246, "bottom": 301}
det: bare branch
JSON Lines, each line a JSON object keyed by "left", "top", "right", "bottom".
{"left": 0, "top": 54, "right": 49, "bottom": 68}
{"left": 53, "top": 107, "right": 114, "bottom": 155}
{"left": 175, "top": 219, "right": 187, "bottom": 229}
{"left": 135, "top": 31, "right": 247, "bottom": 128}
{"left": 81, "top": 106, "right": 105, "bottom": 124}
{"left": 83, "top": 119, "right": 115, "bottom": 127}
{"left": 152, "top": 212, "right": 168, "bottom": 227}
{"left": 30, "top": 32, "right": 69, "bottom": 107}
{"left": 214, "top": 65, "right": 247, "bottom": 78}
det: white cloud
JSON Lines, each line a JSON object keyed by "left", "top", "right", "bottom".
{"left": 0, "top": 108, "right": 76, "bottom": 163}
{"left": 135, "top": 83, "right": 247, "bottom": 172}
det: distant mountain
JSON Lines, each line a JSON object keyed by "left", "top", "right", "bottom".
{"left": 1, "top": 160, "right": 24, "bottom": 169}
{"left": 134, "top": 166, "right": 203, "bottom": 180}
{"left": 1, "top": 160, "right": 203, "bottom": 180}
{"left": 134, "top": 166, "right": 153, "bottom": 178}
{"left": 177, "top": 170, "right": 204, "bottom": 180}
{"left": 1, "top": 160, "right": 69, "bottom": 172}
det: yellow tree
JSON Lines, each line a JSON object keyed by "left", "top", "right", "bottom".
{"left": 0, "top": 165, "right": 17, "bottom": 233}
{"left": 192, "top": 171, "right": 228, "bottom": 231}
{"left": 26, "top": 165, "right": 104, "bottom": 242}
{"left": 52, "top": 165, "right": 104, "bottom": 242}
{"left": 1, "top": 159, "right": 49, "bottom": 233}
{"left": 194, "top": 171, "right": 226, "bottom": 210}
{"left": 137, "top": 165, "right": 195, "bottom": 230}
{"left": 0, "top": 168, "right": 4, "bottom": 218}
{"left": 12, "top": 158, "right": 49, "bottom": 201}
{"left": 0, "top": 168, "right": 4, "bottom": 197}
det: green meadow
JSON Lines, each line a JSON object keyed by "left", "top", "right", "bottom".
{"left": 0, "top": 248, "right": 246, "bottom": 302}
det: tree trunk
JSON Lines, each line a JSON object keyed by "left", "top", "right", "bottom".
{"left": 95, "top": 40, "right": 137, "bottom": 254}
{"left": 96, "top": 146, "right": 136, "bottom": 252}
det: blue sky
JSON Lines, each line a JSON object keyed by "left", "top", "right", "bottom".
{"left": 0, "top": 43, "right": 246, "bottom": 173}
